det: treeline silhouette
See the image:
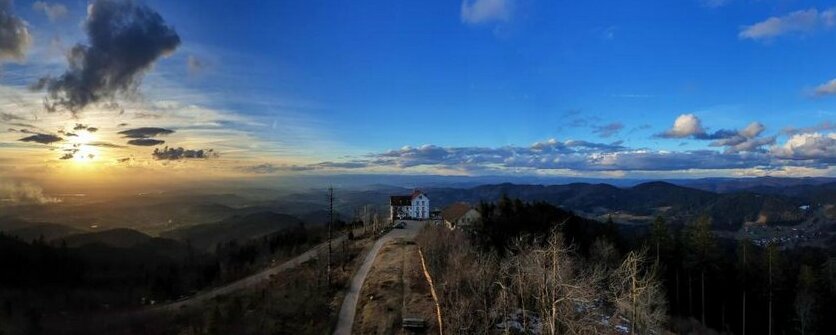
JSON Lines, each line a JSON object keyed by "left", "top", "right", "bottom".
{"left": 0, "top": 222, "right": 328, "bottom": 333}
{"left": 471, "top": 195, "right": 836, "bottom": 334}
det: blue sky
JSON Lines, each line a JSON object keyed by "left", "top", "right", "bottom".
{"left": 0, "top": 0, "right": 835, "bottom": 183}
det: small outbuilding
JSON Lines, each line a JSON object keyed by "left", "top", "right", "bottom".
{"left": 440, "top": 202, "right": 481, "bottom": 230}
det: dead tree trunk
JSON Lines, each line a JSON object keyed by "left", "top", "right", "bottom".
{"left": 327, "top": 186, "right": 334, "bottom": 287}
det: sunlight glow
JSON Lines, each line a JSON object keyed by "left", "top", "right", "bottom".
{"left": 67, "top": 130, "right": 100, "bottom": 164}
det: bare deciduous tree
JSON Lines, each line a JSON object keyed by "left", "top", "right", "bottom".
{"left": 610, "top": 249, "right": 668, "bottom": 335}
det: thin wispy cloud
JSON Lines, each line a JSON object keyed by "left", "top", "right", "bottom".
{"left": 740, "top": 7, "right": 836, "bottom": 41}
{"left": 783, "top": 121, "right": 835, "bottom": 135}
{"left": 461, "top": 0, "right": 513, "bottom": 25}
{"left": 32, "top": 1, "right": 68, "bottom": 22}
{"left": 118, "top": 127, "right": 175, "bottom": 139}
{"left": 701, "top": 0, "right": 730, "bottom": 9}
{"left": 592, "top": 122, "right": 624, "bottom": 138}
{"left": 186, "top": 55, "right": 208, "bottom": 75}
{"left": 813, "top": 78, "right": 836, "bottom": 97}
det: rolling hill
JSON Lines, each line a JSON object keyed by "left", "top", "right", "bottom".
{"left": 160, "top": 211, "right": 304, "bottom": 250}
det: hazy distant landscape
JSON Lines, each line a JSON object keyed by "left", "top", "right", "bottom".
{"left": 1, "top": 176, "right": 835, "bottom": 333}
{"left": 2, "top": 0, "right": 836, "bottom": 334}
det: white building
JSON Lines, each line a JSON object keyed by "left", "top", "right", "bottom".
{"left": 389, "top": 190, "right": 430, "bottom": 221}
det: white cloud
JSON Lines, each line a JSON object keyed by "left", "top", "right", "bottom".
{"left": 740, "top": 121, "right": 765, "bottom": 138}
{"left": 813, "top": 78, "right": 836, "bottom": 96}
{"left": 461, "top": 0, "right": 512, "bottom": 25}
{"left": 660, "top": 116, "right": 773, "bottom": 152}
{"left": 661, "top": 114, "right": 705, "bottom": 138}
{"left": 739, "top": 8, "right": 836, "bottom": 41}
{"left": 33, "top": 1, "right": 68, "bottom": 22}
{"left": 771, "top": 132, "right": 836, "bottom": 162}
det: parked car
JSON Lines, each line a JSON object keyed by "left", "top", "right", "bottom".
{"left": 394, "top": 221, "right": 406, "bottom": 229}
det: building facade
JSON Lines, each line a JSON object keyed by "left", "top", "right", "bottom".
{"left": 389, "top": 190, "right": 430, "bottom": 221}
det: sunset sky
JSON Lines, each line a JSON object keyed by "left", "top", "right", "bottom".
{"left": 1, "top": 0, "right": 835, "bottom": 191}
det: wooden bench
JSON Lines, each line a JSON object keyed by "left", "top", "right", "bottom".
{"left": 402, "top": 317, "right": 426, "bottom": 329}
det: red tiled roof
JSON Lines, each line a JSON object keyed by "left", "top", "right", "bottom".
{"left": 390, "top": 195, "right": 411, "bottom": 206}
{"left": 441, "top": 202, "right": 472, "bottom": 222}
{"left": 411, "top": 190, "right": 425, "bottom": 199}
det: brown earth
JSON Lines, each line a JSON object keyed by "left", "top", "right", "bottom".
{"left": 353, "top": 238, "right": 438, "bottom": 335}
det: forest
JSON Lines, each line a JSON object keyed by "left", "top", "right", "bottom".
{"left": 0, "top": 222, "right": 333, "bottom": 334}
{"left": 418, "top": 196, "right": 836, "bottom": 334}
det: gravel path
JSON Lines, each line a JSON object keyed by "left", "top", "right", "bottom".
{"left": 333, "top": 221, "right": 425, "bottom": 335}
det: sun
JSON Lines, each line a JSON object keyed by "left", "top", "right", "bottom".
{"left": 67, "top": 130, "right": 100, "bottom": 164}
{"left": 72, "top": 145, "right": 99, "bottom": 163}
{"left": 74, "top": 131, "right": 96, "bottom": 145}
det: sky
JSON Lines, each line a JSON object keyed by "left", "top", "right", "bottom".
{"left": 0, "top": 0, "right": 835, "bottom": 194}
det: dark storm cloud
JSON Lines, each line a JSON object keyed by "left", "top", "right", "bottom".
{"left": 127, "top": 138, "right": 164, "bottom": 146}
{"left": 152, "top": 146, "right": 216, "bottom": 160}
{"left": 117, "top": 127, "right": 174, "bottom": 138}
{"left": 18, "top": 133, "right": 62, "bottom": 144}
{"left": 32, "top": 0, "right": 181, "bottom": 113}
{"left": 0, "top": 0, "right": 31, "bottom": 62}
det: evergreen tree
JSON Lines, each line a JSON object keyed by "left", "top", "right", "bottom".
{"left": 686, "top": 215, "right": 716, "bottom": 326}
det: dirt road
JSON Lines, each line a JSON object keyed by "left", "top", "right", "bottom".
{"left": 333, "top": 221, "right": 425, "bottom": 335}
{"left": 155, "top": 235, "right": 347, "bottom": 312}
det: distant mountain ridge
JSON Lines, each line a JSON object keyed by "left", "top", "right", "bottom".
{"left": 673, "top": 176, "right": 836, "bottom": 193}
{"left": 413, "top": 181, "right": 821, "bottom": 230}
{"left": 160, "top": 211, "right": 304, "bottom": 250}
